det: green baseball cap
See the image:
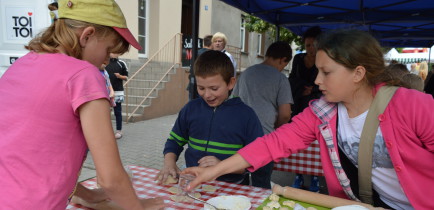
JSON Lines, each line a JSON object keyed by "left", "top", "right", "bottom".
{"left": 58, "top": 0, "right": 142, "bottom": 50}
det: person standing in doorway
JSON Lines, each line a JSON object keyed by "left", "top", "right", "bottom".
{"left": 105, "top": 53, "right": 129, "bottom": 139}
{"left": 212, "top": 32, "right": 237, "bottom": 76}
{"left": 232, "top": 41, "right": 294, "bottom": 189}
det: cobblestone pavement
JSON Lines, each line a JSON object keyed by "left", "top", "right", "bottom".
{"left": 78, "top": 114, "right": 327, "bottom": 194}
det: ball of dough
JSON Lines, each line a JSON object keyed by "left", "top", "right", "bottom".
{"left": 269, "top": 193, "right": 280, "bottom": 201}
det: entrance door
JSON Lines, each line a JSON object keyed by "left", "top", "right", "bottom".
{"left": 181, "top": 0, "right": 192, "bottom": 36}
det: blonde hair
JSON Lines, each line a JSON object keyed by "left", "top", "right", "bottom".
{"left": 418, "top": 61, "right": 428, "bottom": 80}
{"left": 212, "top": 32, "right": 228, "bottom": 45}
{"left": 402, "top": 73, "right": 424, "bottom": 92}
{"left": 25, "top": 19, "right": 129, "bottom": 59}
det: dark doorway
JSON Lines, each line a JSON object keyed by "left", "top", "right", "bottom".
{"left": 181, "top": 0, "right": 193, "bottom": 36}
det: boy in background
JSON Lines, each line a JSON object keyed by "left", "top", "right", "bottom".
{"left": 156, "top": 50, "right": 265, "bottom": 185}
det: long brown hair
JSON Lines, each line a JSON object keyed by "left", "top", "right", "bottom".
{"left": 25, "top": 19, "right": 129, "bottom": 59}
{"left": 316, "top": 29, "right": 406, "bottom": 87}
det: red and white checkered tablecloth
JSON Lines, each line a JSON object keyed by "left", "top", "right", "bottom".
{"left": 273, "top": 140, "right": 324, "bottom": 176}
{"left": 67, "top": 165, "right": 271, "bottom": 210}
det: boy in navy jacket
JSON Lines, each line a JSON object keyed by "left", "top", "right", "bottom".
{"left": 156, "top": 50, "right": 264, "bottom": 185}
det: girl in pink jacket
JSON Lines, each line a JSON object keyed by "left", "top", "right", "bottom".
{"left": 183, "top": 29, "right": 434, "bottom": 209}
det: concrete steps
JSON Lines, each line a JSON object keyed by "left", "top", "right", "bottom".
{"left": 110, "top": 58, "right": 186, "bottom": 122}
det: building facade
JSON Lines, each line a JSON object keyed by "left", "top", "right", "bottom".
{"left": 118, "top": 0, "right": 273, "bottom": 71}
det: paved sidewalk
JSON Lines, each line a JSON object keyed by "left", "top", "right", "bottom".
{"left": 79, "top": 114, "right": 184, "bottom": 181}
{"left": 78, "top": 114, "right": 327, "bottom": 194}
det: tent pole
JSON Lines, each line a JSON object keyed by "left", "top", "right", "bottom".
{"left": 275, "top": 13, "right": 280, "bottom": 41}
{"left": 429, "top": 45, "right": 432, "bottom": 65}
{"left": 275, "top": 25, "right": 280, "bottom": 41}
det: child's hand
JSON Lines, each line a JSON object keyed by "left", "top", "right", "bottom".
{"left": 181, "top": 166, "right": 219, "bottom": 191}
{"left": 155, "top": 164, "right": 180, "bottom": 185}
{"left": 198, "top": 156, "right": 221, "bottom": 168}
{"left": 85, "top": 188, "right": 110, "bottom": 203}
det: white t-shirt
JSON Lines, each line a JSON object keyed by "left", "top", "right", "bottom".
{"left": 223, "top": 50, "right": 237, "bottom": 76}
{"left": 337, "top": 103, "right": 413, "bottom": 210}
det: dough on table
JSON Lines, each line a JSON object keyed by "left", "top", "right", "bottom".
{"left": 191, "top": 192, "right": 201, "bottom": 198}
{"left": 163, "top": 175, "right": 178, "bottom": 185}
{"left": 201, "top": 184, "right": 217, "bottom": 192}
{"left": 269, "top": 193, "right": 280, "bottom": 201}
{"left": 263, "top": 206, "right": 273, "bottom": 210}
{"left": 282, "top": 200, "right": 296, "bottom": 208}
{"left": 169, "top": 192, "right": 201, "bottom": 202}
{"left": 167, "top": 186, "right": 182, "bottom": 194}
{"left": 266, "top": 200, "right": 281, "bottom": 209}
{"left": 170, "top": 195, "right": 188, "bottom": 202}
{"left": 279, "top": 207, "right": 290, "bottom": 210}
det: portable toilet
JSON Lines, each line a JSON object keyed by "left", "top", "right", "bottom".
{"left": 0, "top": 0, "right": 54, "bottom": 77}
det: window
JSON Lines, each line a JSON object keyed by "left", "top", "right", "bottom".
{"left": 256, "top": 34, "right": 264, "bottom": 55}
{"left": 240, "top": 18, "right": 245, "bottom": 51}
{"left": 240, "top": 17, "right": 248, "bottom": 52}
{"left": 138, "top": 0, "right": 148, "bottom": 57}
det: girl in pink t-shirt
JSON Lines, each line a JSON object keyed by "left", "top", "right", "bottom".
{"left": 0, "top": 0, "right": 164, "bottom": 209}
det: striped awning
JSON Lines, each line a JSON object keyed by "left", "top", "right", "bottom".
{"left": 387, "top": 58, "right": 428, "bottom": 64}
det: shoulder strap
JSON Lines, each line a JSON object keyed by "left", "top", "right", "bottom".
{"left": 358, "top": 85, "right": 398, "bottom": 204}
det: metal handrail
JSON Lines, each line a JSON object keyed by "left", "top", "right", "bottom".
{"left": 124, "top": 33, "right": 182, "bottom": 122}
{"left": 226, "top": 45, "right": 242, "bottom": 72}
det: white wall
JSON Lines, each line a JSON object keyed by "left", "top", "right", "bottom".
{"left": 199, "top": 0, "right": 212, "bottom": 37}
{"left": 210, "top": 0, "right": 241, "bottom": 48}
{"left": 117, "top": 0, "right": 140, "bottom": 59}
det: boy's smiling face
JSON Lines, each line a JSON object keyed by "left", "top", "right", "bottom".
{"left": 196, "top": 74, "right": 235, "bottom": 107}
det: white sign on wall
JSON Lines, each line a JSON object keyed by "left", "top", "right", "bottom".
{"left": 6, "top": 7, "right": 35, "bottom": 41}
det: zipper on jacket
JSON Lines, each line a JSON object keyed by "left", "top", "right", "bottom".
{"left": 204, "top": 107, "right": 217, "bottom": 153}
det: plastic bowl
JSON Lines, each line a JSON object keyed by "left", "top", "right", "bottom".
{"left": 204, "top": 195, "right": 251, "bottom": 210}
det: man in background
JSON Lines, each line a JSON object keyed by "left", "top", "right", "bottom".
{"left": 232, "top": 41, "right": 294, "bottom": 189}
{"left": 197, "top": 35, "right": 213, "bottom": 57}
